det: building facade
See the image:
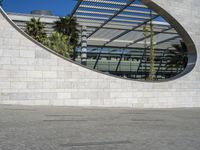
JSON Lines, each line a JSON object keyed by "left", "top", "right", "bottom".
{"left": 0, "top": 0, "right": 200, "bottom": 108}
{"left": 7, "top": 12, "right": 59, "bottom": 35}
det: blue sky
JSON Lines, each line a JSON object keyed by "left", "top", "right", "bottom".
{"left": 2, "top": 0, "right": 77, "bottom": 16}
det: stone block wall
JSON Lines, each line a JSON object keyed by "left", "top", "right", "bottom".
{"left": 0, "top": 0, "right": 200, "bottom": 108}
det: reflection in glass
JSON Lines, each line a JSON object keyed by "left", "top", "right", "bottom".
{"left": 74, "top": 0, "right": 188, "bottom": 81}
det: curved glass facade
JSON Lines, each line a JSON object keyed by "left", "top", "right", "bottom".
{"left": 73, "top": 0, "right": 191, "bottom": 81}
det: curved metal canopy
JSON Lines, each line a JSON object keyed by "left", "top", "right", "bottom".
{"left": 71, "top": 0, "right": 180, "bottom": 51}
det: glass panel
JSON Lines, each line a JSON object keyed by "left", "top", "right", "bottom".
{"left": 75, "top": 0, "right": 189, "bottom": 81}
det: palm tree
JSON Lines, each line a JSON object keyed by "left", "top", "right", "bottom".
{"left": 48, "top": 32, "right": 73, "bottom": 58}
{"left": 25, "top": 18, "right": 47, "bottom": 44}
{"left": 54, "top": 16, "right": 79, "bottom": 59}
{"left": 142, "top": 24, "right": 149, "bottom": 79}
{"left": 164, "top": 41, "right": 188, "bottom": 78}
{"left": 147, "top": 17, "right": 156, "bottom": 81}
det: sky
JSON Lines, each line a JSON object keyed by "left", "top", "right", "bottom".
{"left": 2, "top": 0, "right": 77, "bottom": 16}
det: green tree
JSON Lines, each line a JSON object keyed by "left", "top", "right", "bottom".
{"left": 54, "top": 16, "right": 79, "bottom": 59}
{"left": 147, "top": 12, "right": 156, "bottom": 81}
{"left": 143, "top": 24, "right": 149, "bottom": 79}
{"left": 164, "top": 41, "right": 188, "bottom": 78}
{"left": 25, "top": 18, "right": 47, "bottom": 44}
{"left": 148, "top": 23, "right": 156, "bottom": 80}
{"left": 143, "top": 23, "right": 156, "bottom": 81}
{"left": 48, "top": 32, "right": 73, "bottom": 58}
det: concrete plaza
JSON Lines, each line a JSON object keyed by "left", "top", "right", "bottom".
{"left": 0, "top": 105, "right": 200, "bottom": 150}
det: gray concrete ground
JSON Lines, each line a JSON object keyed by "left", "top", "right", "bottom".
{"left": 0, "top": 105, "right": 200, "bottom": 150}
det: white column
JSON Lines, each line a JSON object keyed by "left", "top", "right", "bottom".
{"left": 81, "top": 26, "right": 87, "bottom": 65}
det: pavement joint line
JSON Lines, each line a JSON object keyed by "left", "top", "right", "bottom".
{"left": 60, "top": 140, "right": 132, "bottom": 147}
{"left": 120, "top": 112, "right": 147, "bottom": 114}
{"left": 3, "top": 108, "right": 36, "bottom": 111}
{"left": 45, "top": 115, "right": 84, "bottom": 117}
{"left": 131, "top": 119, "right": 164, "bottom": 122}
{"left": 43, "top": 119, "right": 88, "bottom": 122}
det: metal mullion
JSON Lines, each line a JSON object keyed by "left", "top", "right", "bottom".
{"left": 126, "top": 27, "right": 173, "bottom": 48}
{"left": 86, "top": 50, "right": 166, "bottom": 58}
{"left": 70, "top": 0, "right": 83, "bottom": 19}
{"left": 77, "top": 23, "right": 178, "bottom": 34}
{"left": 76, "top": 10, "right": 153, "bottom": 20}
{"left": 76, "top": 10, "right": 114, "bottom": 16}
{"left": 116, "top": 49, "right": 125, "bottom": 71}
{"left": 77, "top": 17, "right": 144, "bottom": 26}
{"left": 123, "top": 9, "right": 157, "bottom": 15}
{"left": 107, "top": 21, "right": 139, "bottom": 27}
{"left": 89, "top": 49, "right": 98, "bottom": 52}
{"left": 154, "top": 35, "right": 180, "bottom": 46}
{"left": 135, "top": 48, "right": 146, "bottom": 78}
{"left": 156, "top": 49, "right": 167, "bottom": 77}
{"left": 130, "top": 3, "right": 148, "bottom": 9}
{"left": 79, "top": 5, "right": 119, "bottom": 11}
{"left": 79, "top": 5, "right": 157, "bottom": 15}
{"left": 77, "top": 19, "right": 105, "bottom": 23}
{"left": 78, "top": 19, "right": 143, "bottom": 26}
{"left": 76, "top": 15, "right": 109, "bottom": 20}
{"left": 104, "top": 15, "right": 160, "bottom": 46}
{"left": 119, "top": 14, "right": 150, "bottom": 19}
{"left": 113, "top": 18, "right": 145, "bottom": 23}
{"left": 83, "top": 0, "right": 148, "bottom": 9}
{"left": 77, "top": 21, "right": 134, "bottom": 30}
{"left": 93, "top": 48, "right": 102, "bottom": 69}
{"left": 76, "top": 11, "right": 150, "bottom": 20}
{"left": 151, "top": 23, "right": 171, "bottom": 28}
{"left": 87, "top": 44, "right": 170, "bottom": 51}
{"left": 87, "top": 0, "right": 136, "bottom": 38}
{"left": 83, "top": 0, "right": 127, "bottom": 6}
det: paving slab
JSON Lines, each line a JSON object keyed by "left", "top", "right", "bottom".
{"left": 0, "top": 105, "right": 200, "bottom": 150}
